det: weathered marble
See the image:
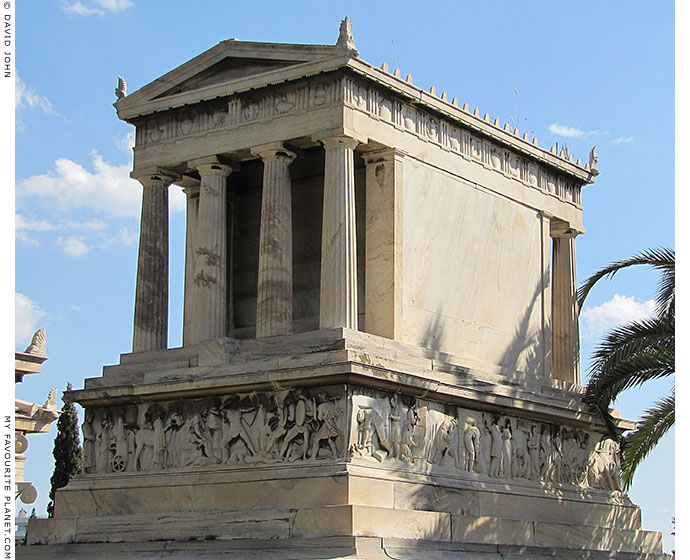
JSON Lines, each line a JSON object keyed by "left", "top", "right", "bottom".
{"left": 187, "top": 158, "right": 234, "bottom": 343}
{"left": 252, "top": 143, "right": 296, "bottom": 337}
{"left": 132, "top": 173, "right": 173, "bottom": 352}
{"left": 318, "top": 135, "right": 360, "bottom": 330}
{"left": 551, "top": 233, "right": 580, "bottom": 383}
{"left": 21, "top": 20, "right": 666, "bottom": 560}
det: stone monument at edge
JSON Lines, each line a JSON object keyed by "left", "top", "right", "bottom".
{"left": 23, "top": 19, "right": 666, "bottom": 559}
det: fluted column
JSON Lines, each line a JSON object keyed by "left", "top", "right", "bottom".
{"left": 539, "top": 212, "right": 553, "bottom": 380}
{"left": 188, "top": 158, "right": 233, "bottom": 343}
{"left": 182, "top": 185, "right": 200, "bottom": 346}
{"left": 318, "top": 135, "right": 360, "bottom": 329}
{"left": 363, "top": 147, "right": 404, "bottom": 340}
{"left": 132, "top": 173, "right": 174, "bottom": 353}
{"left": 551, "top": 233, "right": 580, "bottom": 384}
{"left": 252, "top": 143, "right": 296, "bottom": 338}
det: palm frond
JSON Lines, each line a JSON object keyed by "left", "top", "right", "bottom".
{"left": 585, "top": 316, "right": 675, "bottom": 408}
{"left": 577, "top": 247, "right": 675, "bottom": 313}
{"left": 620, "top": 391, "right": 675, "bottom": 490}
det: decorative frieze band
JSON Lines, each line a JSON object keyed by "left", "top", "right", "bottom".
{"left": 135, "top": 76, "right": 344, "bottom": 147}
{"left": 342, "top": 77, "right": 582, "bottom": 206}
{"left": 81, "top": 387, "right": 346, "bottom": 474}
{"left": 134, "top": 74, "right": 581, "bottom": 207}
{"left": 349, "top": 387, "right": 620, "bottom": 492}
{"left": 81, "top": 385, "right": 621, "bottom": 495}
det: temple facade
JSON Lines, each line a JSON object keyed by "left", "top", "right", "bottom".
{"left": 21, "top": 19, "right": 665, "bottom": 559}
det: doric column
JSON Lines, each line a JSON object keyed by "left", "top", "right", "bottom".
{"left": 551, "top": 232, "right": 580, "bottom": 384}
{"left": 188, "top": 158, "right": 233, "bottom": 343}
{"left": 252, "top": 143, "right": 296, "bottom": 338}
{"left": 539, "top": 212, "right": 553, "bottom": 380}
{"left": 317, "top": 135, "right": 360, "bottom": 330}
{"left": 362, "top": 147, "right": 404, "bottom": 340}
{"left": 132, "top": 172, "right": 175, "bottom": 353}
{"left": 182, "top": 185, "right": 200, "bottom": 346}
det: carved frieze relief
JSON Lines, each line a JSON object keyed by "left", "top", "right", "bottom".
{"left": 342, "top": 77, "right": 582, "bottom": 207}
{"left": 347, "top": 387, "right": 621, "bottom": 493}
{"left": 135, "top": 76, "right": 344, "bottom": 148}
{"left": 81, "top": 384, "right": 621, "bottom": 494}
{"left": 81, "top": 387, "right": 346, "bottom": 474}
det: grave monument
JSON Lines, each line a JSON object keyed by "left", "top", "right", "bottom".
{"left": 22, "top": 19, "right": 666, "bottom": 559}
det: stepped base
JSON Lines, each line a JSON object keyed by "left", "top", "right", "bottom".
{"left": 17, "top": 536, "right": 670, "bottom": 559}
{"left": 23, "top": 329, "right": 666, "bottom": 558}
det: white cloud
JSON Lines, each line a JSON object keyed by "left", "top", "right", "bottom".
{"left": 100, "top": 225, "right": 138, "bottom": 248}
{"left": 548, "top": 123, "right": 608, "bottom": 138}
{"left": 18, "top": 151, "right": 187, "bottom": 218}
{"left": 57, "top": 235, "right": 90, "bottom": 257}
{"left": 18, "top": 151, "right": 143, "bottom": 218}
{"left": 15, "top": 293, "right": 47, "bottom": 348}
{"left": 580, "top": 294, "right": 656, "bottom": 340}
{"left": 115, "top": 131, "right": 135, "bottom": 153}
{"left": 15, "top": 71, "right": 62, "bottom": 118}
{"left": 612, "top": 136, "right": 634, "bottom": 145}
{"left": 16, "top": 213, "right": 109, "bottom": 246}
{"left": 61, "top": 0, "right": 133, "bottom": 15}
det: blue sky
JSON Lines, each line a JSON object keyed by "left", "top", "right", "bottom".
{"left": 10, "top": 0, "right": 675, "bottom": 552}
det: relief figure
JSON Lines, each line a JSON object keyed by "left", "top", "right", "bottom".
{"left": 463, "top": 422, "right": 481, "bottom": 472}
{"left": 82, "top": 410, "right": 96, "bottom": 474}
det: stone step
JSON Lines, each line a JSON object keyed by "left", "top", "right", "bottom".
{"left": 26, "top": 504, "right": 663, "bottom": 555}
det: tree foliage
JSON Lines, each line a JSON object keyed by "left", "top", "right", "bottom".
{"left": 578, "top": 247, "right": 674, "bottom": 490}
{"left": 47, "top": 383, "right": 82, "bottom": 517}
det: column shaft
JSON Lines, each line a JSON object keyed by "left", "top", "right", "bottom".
{"left": 189, "top": 162, "right": 233, "bottom": 343}
{"left": 319, "top": 136, "right": 359, "bottom": 329}
{"left": 363, "top": 148, "right": 404, "bottom": 339}
{"left": 551, "top": 235, "right": 580, "bottom": 383}
{"left": 133, "top": 175, "right": 171, "bottom": 353}
{"left": 182, "top": 187, "right": 199, "bottom": 346}
{"left": 539, "top": 213, "right": 552, "bottom": 379}
{"left": 255, "top": 147, "right": 295, "bottom": 338}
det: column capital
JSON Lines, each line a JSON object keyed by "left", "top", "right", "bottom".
{"left": 550, "top": 218, "right": 583, "bottom": 238}
{"left": 312, "top": 132, "right": 363, "bottom": 150}
{"left": 131, "top": 167, "right": 179, "bottom": 185}
{"left": 188, "top": 156, "right": 236, "bottom": 177}
{"left": 360, "top": 146, "right": 408, "bottom": 165}
{"left": 251, "top": 142, "right": 296, "bottom": 163}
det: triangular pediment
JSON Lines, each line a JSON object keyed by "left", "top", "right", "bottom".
{"left": 116, "top": 40, "right": 351, "bottom": 120}
{"left": 152, "top": 57, "right": 304, "bottom": 99}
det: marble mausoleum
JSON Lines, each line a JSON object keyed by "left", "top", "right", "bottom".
{"left": 21, "top": 19, "right": 666, "bottom": 559}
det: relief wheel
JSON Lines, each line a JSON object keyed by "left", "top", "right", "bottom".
{"left": 111, "top": 454, "right": 127, "bottom": 472}
{"left": 560, "top": 463, "right": 572, "bottom": 484}
{"left": 574, "top": 464, "right": 587, "bottom": 484}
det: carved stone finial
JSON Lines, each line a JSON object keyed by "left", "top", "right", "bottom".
{"left": 25, "top": 328, "right": 46, "bottom": 355}
{"left": 588, "top": 146, "right": 599, "bottom": 172}
{"left": 43, "top": 388, "right": 57, "bottom": 410}
{"left": 380, "top": 62, "right": 389, "bottom": 72}
{"left": 115, "top": 76, "right": 127, "bottom": 99}
{"left": 336, "top": 17, "right": 358, "bottom": 57}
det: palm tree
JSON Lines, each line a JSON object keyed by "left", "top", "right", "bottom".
{"left": 577, "top": 247, "right": 674, "bottom": 490}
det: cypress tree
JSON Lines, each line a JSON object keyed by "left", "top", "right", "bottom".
{"left": 47, "top": 383, "right": 82, "bottom": 517}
